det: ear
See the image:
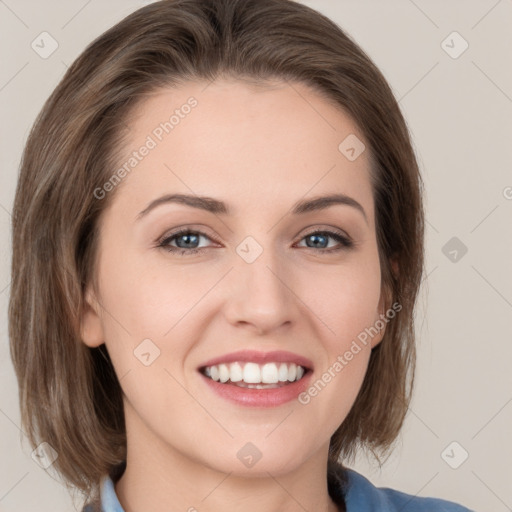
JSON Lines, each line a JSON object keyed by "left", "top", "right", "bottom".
{"left": 80, "top": 285, "right": 105, "bottom": 347}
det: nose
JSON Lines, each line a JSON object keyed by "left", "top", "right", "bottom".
{"left": 223, "top": 248, "right": 299, "bottom": 335}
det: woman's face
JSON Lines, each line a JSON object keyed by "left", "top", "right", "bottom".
{"left": 81, "top": 78, "right": 387, "bottom": 476}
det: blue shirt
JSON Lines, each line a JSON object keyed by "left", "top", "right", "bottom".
{"left": 84, "top": 467, "right": 475, "bottom": 511}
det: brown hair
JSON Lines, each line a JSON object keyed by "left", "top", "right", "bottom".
{"left": 9, "top": 0, "right": 424, "bottom": 505}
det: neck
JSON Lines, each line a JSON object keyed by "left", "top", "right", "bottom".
{"left": 115, "top": 409, "right": 342, "bottom": 512}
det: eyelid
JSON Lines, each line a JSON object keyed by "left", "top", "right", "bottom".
{"left": 157, "top": 225, "right": 220, "bottom": 244}
{"left": 298, "top": 225, "right": 351, "bottom": 241}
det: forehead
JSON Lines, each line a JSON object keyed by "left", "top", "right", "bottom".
{"left": 110, "top": 78, "right": 374, "bottom": 224}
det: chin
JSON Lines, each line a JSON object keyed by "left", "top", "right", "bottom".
{"left": 213, "top": 442, "right": 311, "bottom": 477}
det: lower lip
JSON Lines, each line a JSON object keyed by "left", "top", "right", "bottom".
{"left": 200, "top": 372, "right": 312, "bottom": 407}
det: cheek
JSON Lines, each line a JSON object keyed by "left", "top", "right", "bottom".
{"left": 95, "top": 255, "right": 202, "bottom": 424}
{"left": 296, "top": 266, "right": 380, "bottom": 435}
{"left": 94, "top": 249, "right": 200, "bottom": 382}
{"left": 303, "top": 255, "right": 382, "bottom": 345}
{"left": 98, "top": 246, "right": 206, "bottom": 338}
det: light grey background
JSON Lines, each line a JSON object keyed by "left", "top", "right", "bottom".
{"left": 1, "top": 1, "right": 511, "bottom": 511}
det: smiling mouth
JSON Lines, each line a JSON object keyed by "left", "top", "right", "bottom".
{"left": 200, "top": 361, "right": 308, "bottom": 389}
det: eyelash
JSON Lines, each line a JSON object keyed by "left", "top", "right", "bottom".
{"left": 157, "top": 227, "right": 354, "bottom": 256}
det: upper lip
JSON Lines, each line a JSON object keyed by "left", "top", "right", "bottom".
{"left": 198, "top": 350, "right": 314, "bottom": 371}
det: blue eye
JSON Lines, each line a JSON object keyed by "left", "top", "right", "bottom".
{"left": 158, "top": 228, "right": 211, "bottom": 255}
{"left": 157, "top": 228, "right": 353, "bottom": 256}
{"left": 298, "top": 231, "right": 353, "bottom": 251}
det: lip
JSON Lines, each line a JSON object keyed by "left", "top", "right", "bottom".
{"left": 198, "top": 350, "right": 314, "bottom": 371}
{"left": 200, "top": 370, "right": 312, "bottom": 407}
{"left": 198, "top": 350, "right": 314, "bottom": 408}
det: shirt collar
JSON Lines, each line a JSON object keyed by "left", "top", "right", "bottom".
{"left": 97, "top": 466, "right": 391, "bottom": 512}
{"left": 99, "top": 474, "right": 125, "bottom": 512}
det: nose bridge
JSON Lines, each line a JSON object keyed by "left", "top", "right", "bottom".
{"left": 224, "top": 238, "right": 296, "bottom": 333}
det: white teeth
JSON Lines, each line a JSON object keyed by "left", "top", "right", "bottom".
{"left": 261, "top": 363, "right": 279, "bottom": 384}
{"left": 243, "top": 362, "right": 261, "bottom": 384}
{"left": 202, "top": 361, "right": 307, "bottom": 385}
{"left": 287, "top": 363, "right": 297, "bottom": 382}
{"left": 218, "top": 364, "right": 229, "bottom": 383}
{"left": 229, "top": 362, "right": 243, "bottom": 382}
{"left": 278, "top": 363, "right": 288, "bottom": 382}
{"left": 210, "top": 365, "right": 220, "bottom": 382}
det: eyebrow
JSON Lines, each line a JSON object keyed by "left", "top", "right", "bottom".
{"left": 136, "top": 192, "right": 368, "bottom": 223}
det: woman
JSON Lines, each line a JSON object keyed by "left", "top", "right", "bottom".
{"left": 8, "top": 0, "right": 474, "bottom": 510}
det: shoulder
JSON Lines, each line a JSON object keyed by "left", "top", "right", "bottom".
{"left": 341, "top": 467, "right": 475, "bottom": 512}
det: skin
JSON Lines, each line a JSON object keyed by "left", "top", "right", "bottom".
{"left": 81, "top": 78, "right": 388, "bottom": 512}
